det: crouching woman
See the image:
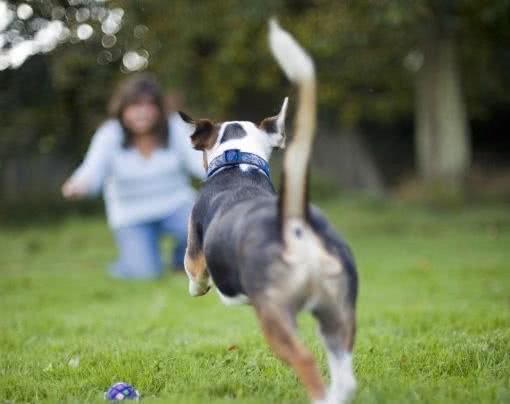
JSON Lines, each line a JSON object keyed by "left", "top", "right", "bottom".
{"left": 62, "top": 74, "right": 204, "bottom": 278}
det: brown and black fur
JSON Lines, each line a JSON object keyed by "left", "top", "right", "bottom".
{"left": 181, "top": 20, "right": 358, "bottom": 404}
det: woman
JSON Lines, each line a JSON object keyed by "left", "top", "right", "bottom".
{"left": 62, "top": 74, "right": 204, "bottom": 278}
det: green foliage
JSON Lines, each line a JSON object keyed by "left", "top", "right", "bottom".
{"left": 1, "top": 0, "right": 509, "bottom": 158}
{"left": 1, "top": 199, "right": 509, "bottom": 402}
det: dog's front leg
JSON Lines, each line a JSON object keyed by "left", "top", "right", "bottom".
{"left": 184, "top": 217, "right": 211, "bottom": 296}
{"left": 184, "top": 249, "right": 211, "bottom": 296}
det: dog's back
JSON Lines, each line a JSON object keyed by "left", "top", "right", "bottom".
{"left": 193, "top": 164, "right": 356, "bottom": 315}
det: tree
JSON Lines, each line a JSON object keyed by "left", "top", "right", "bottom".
{"left": 1, "top": 0, "right": 509, "bottom": 192}
{"left": 414, "top": 21, "right": 471, "bottom": 186}
{"left": 0, "top": 0, "right": 137, "bottom": 158}
{"left": 302, "top": 0, "right": 509, "bottom": 188}
{"left": 406, "top": 1, "right": 472, "bottom": 187}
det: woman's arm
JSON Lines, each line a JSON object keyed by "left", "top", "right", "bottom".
{"left": 62, "top": 120, "right": 121, "bottom": 199}
{"left": 170, "top": 114, "right": 206, "bottom": 179}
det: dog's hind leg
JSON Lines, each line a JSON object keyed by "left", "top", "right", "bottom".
{"left": 184, "top": 217, "right": 210, "bottom": 296}
{"left": 313, "top": 305, "right": 356, "bottom": 404}
{"left": 254, "top": 302, "right": 327, "bottom": 403}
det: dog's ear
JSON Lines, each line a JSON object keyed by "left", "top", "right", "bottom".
{"left": 259, "top": 97, "right": 288, "bottom": 149}
{"left": 178, "top": 111, "right": 195, "bottom": 125}
{"left": 179, "top": 111, "right": 219, "bottom": 151}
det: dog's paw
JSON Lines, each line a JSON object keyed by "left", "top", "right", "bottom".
{"left": 188, "top": 279, "right": 211, "bottom": 297}
{"left": 326, "top": 377, "right": 356, "bottom": 404}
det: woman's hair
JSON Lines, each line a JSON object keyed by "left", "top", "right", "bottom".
{"left": 108, "top": 73, "right": 169, "bottom": 148}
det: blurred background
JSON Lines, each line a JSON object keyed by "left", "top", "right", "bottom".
{"left": 1, "top": 0, "right": 509, "bottom": 218}
{"left": 1, "top": 2, "right": 510, "bottom": 402}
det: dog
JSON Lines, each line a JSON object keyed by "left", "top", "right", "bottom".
{"left": 179, "top": 20, "right": 358, "bottom": 404}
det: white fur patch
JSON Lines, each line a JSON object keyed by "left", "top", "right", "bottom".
{"left": 184, "top": 262, "right": 211, "bottom": 297}
{"left": 325, "top": 352, "right": 356, "bottom": 404}
{"left": 269, "top": 18, "right": 315, "bottom": 82}
{"left": 215, "top": 289, "right": 249, "bottom": 305}
{"left": 282, "top": 218, "right": 343, "bottom": 313}
{"left": 283, "top": 219, "right": 342, "bottom": 277}
{"left": 188, "top": 277, "right": 211, "bottom": 297}
{"left": 206, "top": 121, "right": 273, "bottom": 166}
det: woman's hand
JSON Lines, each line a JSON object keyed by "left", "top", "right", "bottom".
{"left": 62, "top": 177, "right": 89, "bottom": 199}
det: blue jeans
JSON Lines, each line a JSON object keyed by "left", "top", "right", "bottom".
{"left": 109, "top": 203, "right": 192, "bottom": 279}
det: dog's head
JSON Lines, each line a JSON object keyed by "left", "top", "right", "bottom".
{"left": 179, "top": 98, "right": 288, "bottom": 170}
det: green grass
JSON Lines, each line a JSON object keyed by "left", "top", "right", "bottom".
{"left": 1, "top": 197, "right": 510, "bottom": 403}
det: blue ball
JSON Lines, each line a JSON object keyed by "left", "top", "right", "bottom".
{"left": 105, "top": 382, "right": 140, "bottom": 401}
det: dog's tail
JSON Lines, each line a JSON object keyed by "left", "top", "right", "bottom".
{"left": 269, "top": 19, "right": 316, "bottom": 234}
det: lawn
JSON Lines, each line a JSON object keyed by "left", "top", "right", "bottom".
{"left": 1, "top": 197, "right": 509, "bottom": 403}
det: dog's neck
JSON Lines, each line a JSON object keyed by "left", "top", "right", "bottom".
{"left": 206, "top": 149, "right": 271, "bottom": 179}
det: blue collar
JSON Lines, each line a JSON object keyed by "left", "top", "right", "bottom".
{"left": 207, "top": 149, "right": 271, "bottom": 179}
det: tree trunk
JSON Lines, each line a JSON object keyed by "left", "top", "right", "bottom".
{"left": 313, "top": 128, "right": 384, "bottom": 194}
{"left": 415, "top": 32, "right": 471, "bottom": 187}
